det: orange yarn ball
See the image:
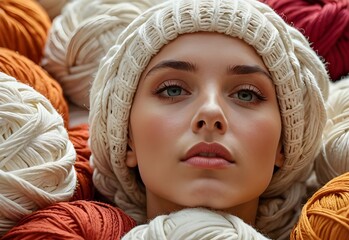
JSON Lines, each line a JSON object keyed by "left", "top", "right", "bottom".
{"left": 0, "top": 0, "right": 51, "bottom": 63}
{"left": 1, "top": 200, "right": 137, "bottom": 240}
{"left": 0, "top": 47, "right": 69, "bottom": 127}
{"left": 291, "top": 172, "right": 349, "bottom": 239}
{"left": 68, "top": 124, "right": 94, "bottom": 201}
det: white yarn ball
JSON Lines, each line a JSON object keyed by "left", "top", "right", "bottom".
{"left": 0, "top": 72, "right": 77, "bottom": 236}
{"left": 315, "top": 77, "right": 349, "bottom": 185}
{"left": 122, "top": 208, "right": 270, "bottom": 240}
{"left": 41, "top": 0, "right": 162, "bottom": 108}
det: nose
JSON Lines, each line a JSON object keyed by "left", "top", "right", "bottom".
{"left": 191, "top": 93, "right": 228, "bottom": 134}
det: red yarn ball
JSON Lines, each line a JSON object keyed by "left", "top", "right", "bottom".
{"left": 1, "top": 200, "right": 137, "bottom": 240}
{"left": 68, "top": 124, "right": 94, "bottom": 201}
{"left": 261, "top": 0, "right": 349, "bottom": 81}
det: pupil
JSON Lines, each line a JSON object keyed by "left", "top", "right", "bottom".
{"left": 167, "top": 87, "right": 181, "bottom": 96}
{"left": 239, "top": 91, "right": 252, "bottom": 101}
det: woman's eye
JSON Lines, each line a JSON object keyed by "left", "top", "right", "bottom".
{"left": 165, "top": 86, "right": 183, "bottom": 97}
{"left": 237, "top": 90, "right": 254, "bottom": 101}
{"left": 230, "top": 86, "right": 266, "bottom": 104}
{"left": 154, "top": 82, "right": 190, "bottom": 100}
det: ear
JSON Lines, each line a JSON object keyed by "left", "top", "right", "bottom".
{"left": 126, "top": 129, "right": 138, "bottom": 168}
{"left": 274, "top": 143, "right": 284, "bottom": 169}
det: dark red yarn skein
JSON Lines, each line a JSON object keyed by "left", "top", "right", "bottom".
{"left": 261, "top": 0, "right": 349, "bottom": 81}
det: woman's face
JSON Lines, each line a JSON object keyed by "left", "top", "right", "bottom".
{"left": 128, "top": 32, "right": 283, "bottom": 223}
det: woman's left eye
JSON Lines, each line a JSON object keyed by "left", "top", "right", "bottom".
{"left": 230, "top": 86, "right": 266, "bottom": 104}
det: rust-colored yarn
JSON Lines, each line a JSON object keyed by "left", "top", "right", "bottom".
{"left": 0, "top": 0, "right": 51, "bottom": 64}
{"left": 291, "top": 172, "right": 349, "bottom": 239}
{"left": 68, "top": 124, "right": 94, "bottom": 201}
{"left": 0, "top": 47, "right": 69, "bottom": 127}
{"left": 1, "top": 200, "right": 137, "bottom": 240}
{"left": 261, "top": 0, "right": 349, "bottom": 81}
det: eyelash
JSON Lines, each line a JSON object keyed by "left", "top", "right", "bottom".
{"left": 153, "top": 80, "right": 190, "bottom": 101}
{"left": 153, "top": 81, "right": 267, "bottom": 104}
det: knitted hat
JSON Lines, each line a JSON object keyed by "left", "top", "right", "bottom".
{"left": 89, "top": 0, "right": 329, "bottom": 237}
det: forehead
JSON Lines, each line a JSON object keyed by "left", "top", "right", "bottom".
{"left": 142, "top": 32, "right": 270, "bottom": 77}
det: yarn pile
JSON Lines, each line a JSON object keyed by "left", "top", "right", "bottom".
{"left": 1, "top": 200, "right": 136, "bottom": 240}
{"left": 0, "top": 73, "right": 76, "bottom": 235}
{"left": 291, "top": 172, "right": 349, "bottom": 239}
{"left": 261, "top": 0, "right": 349, "bottom": 81}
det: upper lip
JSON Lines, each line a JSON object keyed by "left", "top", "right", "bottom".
{"left": 182, "top": 142, "right": 234, "bottom": 162}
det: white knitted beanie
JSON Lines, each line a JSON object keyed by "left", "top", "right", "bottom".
{"left": 89, "top": 0, "right": 329, "bottom": 238}
{"left": 41, "top": 0, "right": 163, "bottom": 108}
{"left": 0, "top": 73, "right": 77, "bottom": 235}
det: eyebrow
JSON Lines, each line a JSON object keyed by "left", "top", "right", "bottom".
{"left": 228, "top": 65, "right": 272, "bottom": 80}
{"left": 144, "top": 59, "right": 271, "bottom": 80}
{"left": 144, "top": 60, "right": 197, "bottom": 78}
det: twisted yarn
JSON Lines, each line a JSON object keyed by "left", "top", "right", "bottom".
{"left": 122, "top": 208, "right": 270, "bottom": 240}
{"left": 291, "top": 172, "right": 349, "bottom": 239}
{"left": 89, "top": 0, "right": 328, "bottom": 238}
{"left": 37, "top": 0, "right": 71, "bottom": 20}
{"left": 0, "top": 47, "right": 69, "bottom": 128}
{"left": 42, "top": 0, "right": 162, "bottom": 108}
{"left": 261, "top": 0, "right": 349, "bottom": 81}
{"left": 1, "top": 200, "right": 137, "bottom": 240}
{"left": 0, "top": 72, "right": 76, "bottom": 236}
{"left": 315, "top": 77, "right": 349, "bottom": 186}
{"left": 0, "top": 0, "right": 51, "bottom": 64}
{"left": 68, "top": 123, "right": 94, "bottom": 201}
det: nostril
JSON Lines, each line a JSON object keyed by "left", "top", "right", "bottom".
{"left": 215, "top": 121, "right": 222, "bottom": 130}
{"left": 197, "top": 120, "right": 205, "bottom": 128}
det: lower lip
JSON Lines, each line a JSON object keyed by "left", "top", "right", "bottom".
{"left": 183, "top": 157, "right": 232, "bottom": 169}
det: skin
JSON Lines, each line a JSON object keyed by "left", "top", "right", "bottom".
{"left": 127, "top": 32, "right": 283, "bottom": 225}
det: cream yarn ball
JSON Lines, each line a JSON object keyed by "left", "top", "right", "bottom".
{"left": 315, "top": 77, "right": 349, "bottom": 186}
{"left": 41, "top": 0, "right": 162, "bottom": 108}
{"left": 122, "top": 208, "right": 270, "bottom": 240}
{"left": 0, "top": 72, "right": 77, "bottom": 236}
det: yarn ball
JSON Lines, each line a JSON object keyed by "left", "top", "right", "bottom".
{"left": 1, "top": 200, "right": 137, "bottom": 240}
{"left": 0, "top": 72, "right": 76, "bottom": 236}
{"left": 68, "top": 123, "right": 94, "bottom": 201}
{"left": 315, "top": 77, "right": 349, "bottom": 186}
{"left": 291, "top": 172, "right": 349, "bottom": 239}
{"left": 0, "top": 47, "right": 70, "bottom": 128}
{"left": 41, "top": 0, "right": 162, "bottom": 108}
{"left": 123, "top": 208, "right": 270, "bottom": 240}
{"left": 0, "top": 0, "right": 51, "bottom": 64}
{"left": 261, "top": 0, "right": 349, "bottom": 81}
{"left": 37, "top": 0, "right": 71, "bottom": 20}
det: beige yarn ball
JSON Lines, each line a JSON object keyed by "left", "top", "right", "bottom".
{"left": 0, "top": 72, "right": 77, "bottom": 236}
{"left": 122, "top": 208, "right": 270, "bottom": 240}
{"left": 315, "top": 77, "right": 349, "bottom": 186}
{"left": 37, "top": 0, "right": 72, "bottom": 20}
{"left": 41, "top": 0, "right": 162, "bottom": 108}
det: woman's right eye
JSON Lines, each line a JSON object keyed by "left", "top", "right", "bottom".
{"left": 153, "top": 81, "right": 190, "bottom": 100}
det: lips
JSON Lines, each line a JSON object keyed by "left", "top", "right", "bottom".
{"left": 182, "top": 142, "right": 234, "bottom": 168}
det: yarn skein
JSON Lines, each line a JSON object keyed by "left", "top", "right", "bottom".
{"left": 1, "top": 200, "right": 137, "bottom": 240}
{"left": 291, "top": 172, "right": 349, "bottom": 239}
{"left": 41, "top": 0, "right": 163, "bottom": 108}
{"left": 0, "top": 72, "right": 76, "bottom": 236}
{"left": 315, "top": 77, "right": 349, "bottom": 186}
{"left": 0, "top": 0, "right": 51, "bottom": 64}
{"left": 68, "top": 123, "right": 94, "bottom": 201}
{"left": 122, "top": 208, "right": 270, "bottom": 240}
{"left": 261, "top": 0, "right": 349, "bottom": 81}
{"left": 0, "top": 48, "right": 70, "bottom": 128}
